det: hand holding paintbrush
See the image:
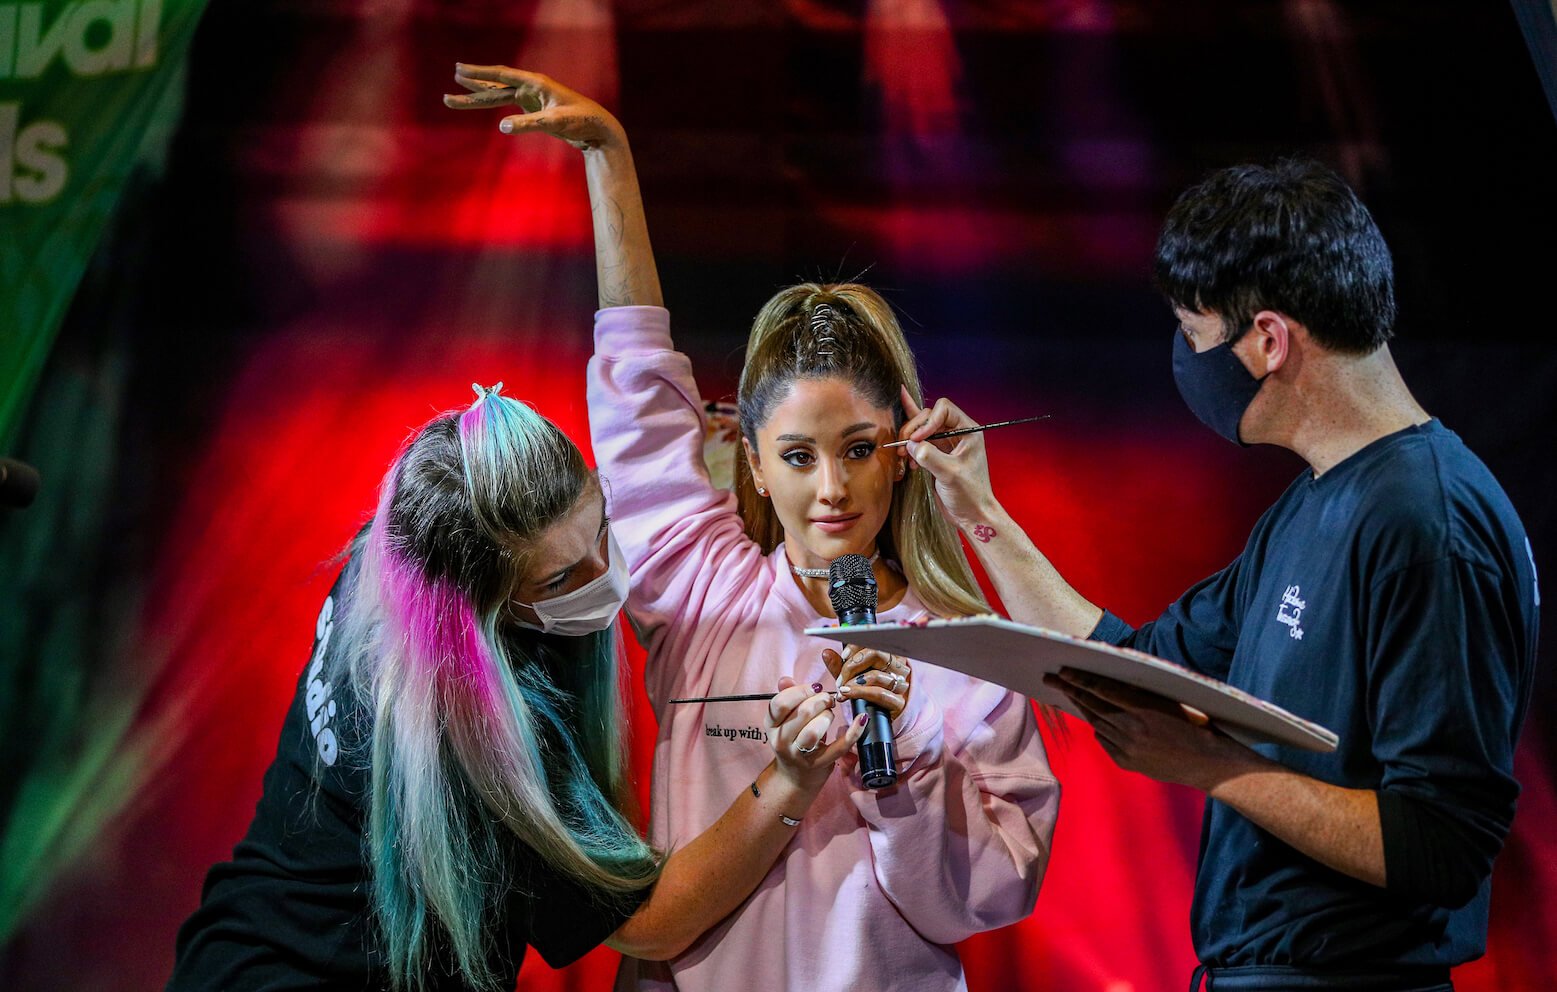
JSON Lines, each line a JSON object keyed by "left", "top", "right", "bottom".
{"left": 880, "top": 414, "right": 1050, "bottom": 449}
{"left": 894, "top": 389, "right": 1047, "bottom": 533}
{"left": 892, "top": 386, "right": 1049, "bottom": 452}
{"left": 671, "top": 648, "right": 912, "bottom": 725}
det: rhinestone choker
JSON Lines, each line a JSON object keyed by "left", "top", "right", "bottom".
{"left": 790, "top": 551, "right": 880, "bottom": 580}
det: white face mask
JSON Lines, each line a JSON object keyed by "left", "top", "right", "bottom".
{"left": 514, "top": 530, "right": 629, "bottom": 636}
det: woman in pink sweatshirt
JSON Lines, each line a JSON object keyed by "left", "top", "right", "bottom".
{"left": 449, "top": 65, "right": 1061, "bottom": 992}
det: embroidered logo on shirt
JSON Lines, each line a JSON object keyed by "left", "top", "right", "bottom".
{"left": 1276, "top": 584, "right": 1306, "bottom": 640}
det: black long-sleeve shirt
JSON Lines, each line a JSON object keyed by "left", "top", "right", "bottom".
{"left": 168, "top": 573, "right": 647, "bottom": 990}
{"left": 1091, "top": 419, "right": 1538, "bottom": 972}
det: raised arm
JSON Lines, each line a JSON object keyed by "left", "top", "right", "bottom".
{"left": 444, "top": 64, "right": 661, "bottom": 309}
{"left": 898, "top": 389, "right": 1103, "bottom": 636}
{"left": 448, "top": 68, "right": 754, "bottom": 673}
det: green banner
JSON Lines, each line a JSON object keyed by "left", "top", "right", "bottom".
{"left": 0, "top": 0, "right": 208, "bottom": 449}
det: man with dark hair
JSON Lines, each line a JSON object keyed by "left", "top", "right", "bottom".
{"left": 904, "top": 159, "right": 1539, "bottom": 989}
{"left": 1155, "top": 159, "right": 1399, "bottom": 355}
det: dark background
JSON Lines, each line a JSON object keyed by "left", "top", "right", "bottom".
{"left": 2, "top": 1, "right": 1552, "bottom": 989}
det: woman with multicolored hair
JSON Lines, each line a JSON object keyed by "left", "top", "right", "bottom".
{"left": 167, "top": 230, "right": 868, "bottom": 992}
{"left": 445, "top": 65, "right": 1061, "bottom": 991}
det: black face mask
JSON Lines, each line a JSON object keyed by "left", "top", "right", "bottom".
{"left": 1171, "top": 329, "right": 1268, "bottom": 446}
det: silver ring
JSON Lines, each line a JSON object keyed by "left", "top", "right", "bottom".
{"left": 797, "top": 742, "right": 818, "bottom": 754}
{"left": 890, "top": 674, "right": 905, "bottom": 694}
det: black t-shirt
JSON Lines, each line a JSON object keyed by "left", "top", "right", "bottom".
{"left": 168, "top": 569, "right": 648, "bottom": 990}
{"left": 1091, "top": 420, "right": 1539, "bottom": 971}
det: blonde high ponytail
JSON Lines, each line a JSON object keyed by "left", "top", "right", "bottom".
{"left": 735, "top": 283, "right": 988, "bottom": 619}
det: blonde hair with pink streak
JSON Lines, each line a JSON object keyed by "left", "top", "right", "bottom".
{"left": 327, "top": 388, "right": 659, "bottom": 991}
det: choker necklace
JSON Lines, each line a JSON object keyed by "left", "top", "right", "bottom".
{"left": 790, "top": 551, "right": 880, "bottom": 580}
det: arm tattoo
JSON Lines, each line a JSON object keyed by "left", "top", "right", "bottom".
{"left": 972, "top": 524, "right": 997, "bottom": 543}
{"left": 595, "top": 195, "right": 634, "bottom": 306}
{"left": 605, "top": 196, "right": 624, "bottom": 244}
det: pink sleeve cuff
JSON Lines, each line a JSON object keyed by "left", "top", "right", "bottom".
{"left": 594, "top": 305, "right": 672, "bottom": 355}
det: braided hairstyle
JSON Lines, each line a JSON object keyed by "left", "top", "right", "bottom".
{"left": 735, "top": 283, "right": 988, "bottom": 619}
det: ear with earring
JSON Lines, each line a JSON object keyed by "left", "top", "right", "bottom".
{"left": 757, "top": 486, "right": 767, "bottom": 496}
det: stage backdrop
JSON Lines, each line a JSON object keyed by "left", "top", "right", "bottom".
{"left": 1, "top": 2, "right": 1553, "bottom": 990}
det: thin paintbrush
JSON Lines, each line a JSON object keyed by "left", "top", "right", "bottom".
{"left": 880, "top": 414, "right": 1051, "bottom": 449}
{"left": 668, "top": 685, "right": 839, "bottom": 705}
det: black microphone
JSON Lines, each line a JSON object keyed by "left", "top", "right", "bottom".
{"left": 0, "top": 458, "right": 40, "bottom": 509}
{"left": 828, "top": 553, "right": 898, "bottom": 790}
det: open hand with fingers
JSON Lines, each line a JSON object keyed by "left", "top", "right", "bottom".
{"left": 1043, "top": 668, "right": 1251, "bottom": 791}
{"left": 444, "top": 64, "right": 624, "bottom": 151}
{"left": 766, "top": 676, "right": 869, "bottom": 789}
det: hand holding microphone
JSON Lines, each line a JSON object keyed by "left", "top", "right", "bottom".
{"left": 827, "top": 554, "right": 903, "bottom": 789}
{"left": 766, "top": 675, "right": 870, "bottom": 793}
{"left": 827, "top": 647, "right": 911, "bottom": 719}
{"left": 822, "top": 646, "right": 912, "bottom": 788}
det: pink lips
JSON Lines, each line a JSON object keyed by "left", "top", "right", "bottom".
{"left": 811, "top": 514, "right": 862, "bottom": 534}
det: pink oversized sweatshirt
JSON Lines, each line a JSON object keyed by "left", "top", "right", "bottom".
{"left": 589, "top": 306, "right": 1060, "bottom": 992}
